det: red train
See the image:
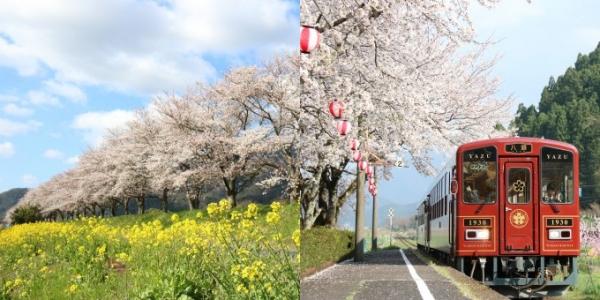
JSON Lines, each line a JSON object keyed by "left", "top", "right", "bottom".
{"left": 415, "top": 137, "right": 579, "bottom": 298}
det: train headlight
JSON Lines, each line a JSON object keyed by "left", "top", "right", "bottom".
{"left": 548, "top": 229, "right": 571, "bottom": 240}
{"left": 465, "top": 229, "right": 490, "bottom": 240}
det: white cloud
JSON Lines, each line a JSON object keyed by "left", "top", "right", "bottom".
{"left": 3, "top": 103, "right": 33, "bottom": 117}
{"left": 0, "top": 94, "right": 19, "bottom": 103}
{"left": 43, "top": 148, "right": 64, "bottom": 159}
{"left": 0, "top": 0, "right": 297, "bottom": 95}
{"left": 27, "top": 90, "right": 61, "bottom": 107}
{"left": 66, "top": 155, "right": 79, "bottom": 164}
{"left": 0, "top": 118, "right": 42, "bottom": 136}
{"left": 22, "top": 174, "right": 37, "bottom": 186}
{"left": 72, "top": 109, "right": 135, "bottom": 146}
{"left": 43, "top": 80, "right": 87, "bottom": 103}
{"left": 0, "top": 142, "right": 15, "bottom": 158}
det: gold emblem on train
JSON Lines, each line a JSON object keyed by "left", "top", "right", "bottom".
{"left": 512, "top": 180, "right": 525, "bottom": 193}
{"left": 509, "top": 209, "right": 528, "bottom": 229}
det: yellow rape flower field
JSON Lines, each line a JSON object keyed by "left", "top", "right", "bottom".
{"left": 0, "top": 200, "right": 300, "bottom": 299}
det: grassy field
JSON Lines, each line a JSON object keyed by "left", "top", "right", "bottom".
{"left": 0, "top": 200, "right": 299, "bottom": 299}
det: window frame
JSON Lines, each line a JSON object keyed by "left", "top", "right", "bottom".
{"left": 462, "top": 146, "right": 498, "bottom": 204}
{"left": 506, "top": 167, "right": 531, "bottom": 205}
{"left": 540, "top": 147, "right": 574, "bottom": 205}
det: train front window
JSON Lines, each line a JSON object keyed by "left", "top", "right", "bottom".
{"left": 541, "top": 148, "right": 574, "bottom": 204}
{"left": 463, "top": 147, "right": 497, "bottom": 203}
{"left": 507, "top": 168, "right": 530, "bottom": 204}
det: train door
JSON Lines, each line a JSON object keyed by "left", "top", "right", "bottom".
{"left": 499, "top": 158, "right": 539, "bottom": 254}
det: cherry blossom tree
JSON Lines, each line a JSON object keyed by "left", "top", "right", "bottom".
{"left": 299, "top": 0, "right": 511, "bottom": 228}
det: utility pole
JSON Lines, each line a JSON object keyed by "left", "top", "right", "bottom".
{"left": 388, "top": 208, "right": 394, "bottom": 247}
{"left": 354, "top": 161, "right": 366, "bottom": 261}
{"left": 371, "top": 166, "right": 378, "bottom": 251}
{"left": 354, "top": 121, "right": 367, "bottom": 262}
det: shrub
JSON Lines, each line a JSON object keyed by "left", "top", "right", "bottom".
{"left": 301, "top": 227, "right": 354, "bottom": 276}
{"left": 10, "top": 205, "right": 43, "bottom": 225}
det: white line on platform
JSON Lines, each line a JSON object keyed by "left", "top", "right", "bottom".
{"left": 399, "top": 249, "right": 435, "bottom": 300}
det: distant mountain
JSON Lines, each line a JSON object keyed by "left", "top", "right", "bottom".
{"left": 0, "top": 188, "right": 29, "bottom": 223}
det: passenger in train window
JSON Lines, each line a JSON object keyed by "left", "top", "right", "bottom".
{"left": 543, "top": 182, "right": 563, "bottom": 203}
{"left": 465, "top": 184, "right": 480, "bottom": 202}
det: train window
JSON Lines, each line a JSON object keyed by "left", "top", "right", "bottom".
{"left": 445, "top": 196, "right": 448, "bottom": 215}
{"left": 463, "top": 147, "right": 497, "bottom": 203}
{"left": 541, "top": 148, "right": 574, "bottom": 204}
{"left": 507, "top": 168, "right": 530, "bottom": 204}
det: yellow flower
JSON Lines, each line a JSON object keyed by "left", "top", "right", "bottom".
{"left": 40, "top": 266, "right": 49, "bottom": 273}
{"left": 13, "top": 277, "right": 23, "bottom": 287}
{"left": 170, "top": 214, "right": 180, "bottom": 223}
{"left": 230, "top": 211, "right": 242, "bottom": 221}
{"left": 270, "top": 201, "right": 282, "bottom": 213}
{"left": 116, "top": 252, "right": 130, "bottom": 263}
{"left": 240, "top": 219, "right": 253, "bottom": 229}
{"left": 207, "top": 203, "right": 219, "bottom": 217}
{"left": 236, "top": 283, "right": 249, "bottom": 294}
{"left": 66, "top": 284, "right": 78, "bottom": 294}
{"left": 218, "top": 199, "right": 232, "bottom": 213}
{"left": 266, "top": 212, "right": 280, "bottom": 224}
{"left": 96, "top": 244, "right": 106, "bottom": 256}
{"left": 292, "top": 229, "right": 301, "bottom": 247}
{"left": 244, "top": 203, "right": 258, "bottom": 219}
{"left": 195, "top": 211, "right": 203, "bottom": 219}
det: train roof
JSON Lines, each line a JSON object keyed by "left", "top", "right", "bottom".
{"left": 457, "top": 137, "right": 578, "bottom": 153}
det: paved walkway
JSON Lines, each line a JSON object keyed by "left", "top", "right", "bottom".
{"left": 301, "top": 248, "right": 470, "bottom": 300}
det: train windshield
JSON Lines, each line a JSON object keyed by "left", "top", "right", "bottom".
{"left": 541, "top": 148, "right": 574, "bottom": 204}
{"left": 462, "top": 147, "right": 497, "bottom": 203}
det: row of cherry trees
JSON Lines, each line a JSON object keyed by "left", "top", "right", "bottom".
{"left": 10, "top": 56, "right": 301, "bottom": 221}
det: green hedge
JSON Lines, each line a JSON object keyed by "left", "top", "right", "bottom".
{"left": 301, "top": 227, "right": 354, "bottom": 276}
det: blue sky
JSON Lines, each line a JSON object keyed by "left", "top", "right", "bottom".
{"left": 0, "top": 0, "right": 298, "bottom": 192}
{"left": 340, "top": 0, "right": 600, "bottom": 227}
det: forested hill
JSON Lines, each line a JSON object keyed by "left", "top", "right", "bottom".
{"left": 0, "top": 188, "right": 29, "bottom": 222}
{"left": 514, "top": 42, "right": 600, "bottom": 206}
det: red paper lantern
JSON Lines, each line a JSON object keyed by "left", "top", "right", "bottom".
{"left": 368, "top": 176, "right": 375, "bottom": 185}
{"left": 328, "top": 99, "right": 344, "bottom": 119}
{"left": 371, "top": 187, "right": 378, "bottom": 196}
{"left": 359, "top": 159, "right": 369, "bottom": 171}
{"left": 300, "top": 26, "right": 320, "bottom": 54}
{"left": 352, "top": 150, "right": 362, "bottom": 162}
{"left": 366, "top": 166, "right": 374, "bottom": 176}
{"left": 349, "top": 138, "right": 360, "bottom": 150}
{"left": 336, "top": 119, "right": 351, "bottom": 136}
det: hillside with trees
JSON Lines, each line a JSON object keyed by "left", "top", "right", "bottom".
{"left": 0, "top": 188, "right": 28, "bottom": 223}
{"left": 514, "top": 42, "right": 600, "bottom": 206}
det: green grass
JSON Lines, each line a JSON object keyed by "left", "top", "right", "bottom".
{"left": 300, "top": 227, "right": 353, "bottom": 276}
{"left": 563, "top": 253, "right": 600, "bottom": 299}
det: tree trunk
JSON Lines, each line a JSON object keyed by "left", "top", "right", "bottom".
{"left": 161, "top": 188, "right": 169, "bottom": 212}
{"left": 110, "top": 199, "right": 117, "bottom": 216}
{"left": 186, "top": 189, "right": 195, "bottom": 210}
{"left": 137, "top": 195, "right": 145, "bottom": 214}
{"left": 223, "top": 177, "right": 238, "bottom": 207}
{"left": 124, "top": 198, "right": 131, "bottom": 215}
{"left": 100, "top": 207, "right": 106, "bottom": 217}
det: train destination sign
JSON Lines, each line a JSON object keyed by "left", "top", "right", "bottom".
{"left": 463, "top": 147, "right": 496, "bottom": 162}
{"left": 505, "top": 143, "right": 531, "bottom": 153}
{"left": 463, "top": 218, "right": 492, "bottom": 227}
{"left": 546, "top": 218, "right": 573, "bottom": 227}
{"left": 541, "top": 148, "right": 573, "bottom": 162}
